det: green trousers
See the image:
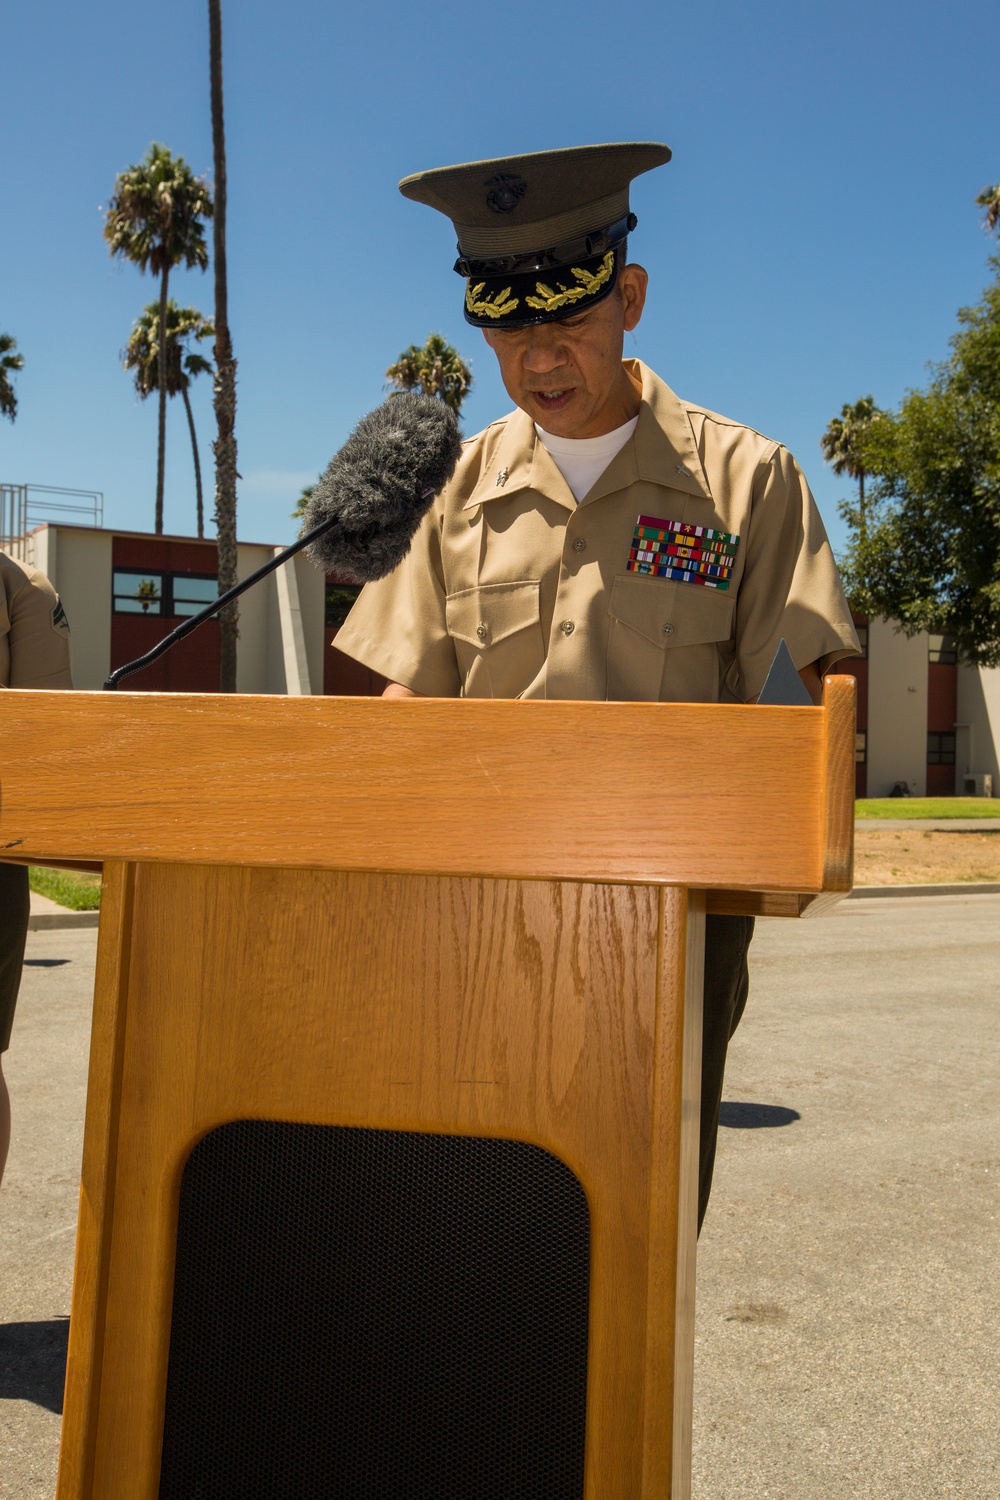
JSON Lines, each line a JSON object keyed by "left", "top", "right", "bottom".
{"left": 699, "top": 913, "right": 754, "bottom": 1232}
{"left": 0, "top": 863, "right": 30, "bottom": 1053}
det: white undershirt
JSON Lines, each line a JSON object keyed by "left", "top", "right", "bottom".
{"left": 534, "top": 415, "right": 639, "bottom": 503}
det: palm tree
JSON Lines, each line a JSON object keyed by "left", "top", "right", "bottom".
{"left": 386, "top": 333, "right": 473, "bottom": 414}
{"left": 104, "top": 143, "right": 213, "bottom": 534}
{"left": 292, "top": 478, "right": 319, "bottom": 520}
{"left": 123, "top": 302, "right": 215, "bottom": 537}
{"left": 976, "top": 183, "right": 1000, "bottom": 236}
{"left": 0, "top": 334, "right": 23, "bottom": 423}
{"left": 820, "top": 396, "right": 883, "bottom": 546}
{"left": 209, "top": 0, "right": 239, "bottom": 691}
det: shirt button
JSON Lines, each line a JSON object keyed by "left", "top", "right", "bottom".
{"left": 572, "top": 537, "right": 586, "bottom": 552}
{"left": 662, "top": 622, "right": 675, "bottom": 637}
{"left": 476, "top": 623, "right": 488, "bottom": 641}
{"left": 560, "top": 620, "right": 575, "bottom": 636}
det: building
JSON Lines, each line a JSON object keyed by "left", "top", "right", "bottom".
{"left": 2, "top": 516, "right": 382, "bottom": 698}
{"left": 830, "top": 616, "right": 999, "bottom": 798}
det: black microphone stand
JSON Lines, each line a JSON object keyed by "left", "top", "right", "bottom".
{"left": 104, "top": 513, "right": 341, "bottom": 690}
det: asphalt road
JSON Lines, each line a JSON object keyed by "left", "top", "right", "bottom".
{"left": 1, "top": 895, "right": 998, "bottom": 1498}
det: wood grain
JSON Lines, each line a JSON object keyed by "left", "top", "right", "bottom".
{"left": 57, "top": 862, "right": 135, "bottom": 1499}
{"left": 0, "top": 690, "right": 848, "bottom": 892}
{"left": 821, "top": 674, "right": 856, "bottom": 893}
{"left": 63, "top": 864, "right": 687, "bottom": 1498}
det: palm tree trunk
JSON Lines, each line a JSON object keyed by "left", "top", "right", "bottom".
{"left": 156, "top": 267, "right": 170, "bottom": 535}
{"left": 181, "top": 385, "right": 205, "bottom": 539}
{"left": 209, "top": 0, "right": 238, "bottom": 691}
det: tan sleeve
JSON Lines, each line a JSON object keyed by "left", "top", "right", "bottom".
{"left": 730, "top": 445, "right": 860, "bottom": 701}
{"left": 332, "top": 506, "right": 463, "bottom": 696}
{"left": 1, "top": 563, "right": 73, "bottom": 689}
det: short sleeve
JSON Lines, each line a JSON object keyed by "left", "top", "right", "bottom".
{"left": 730, "top": 445, "right": 860, "bottom": 701}
{"left": 332, "top": 505, "right": 463, "bottom": 696}
{"left": 3, "top": 564, "right": 73, "bottom": 689}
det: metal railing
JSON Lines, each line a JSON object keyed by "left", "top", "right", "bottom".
{"left": 1, "top": 483, "right": 104, "bottom": 559}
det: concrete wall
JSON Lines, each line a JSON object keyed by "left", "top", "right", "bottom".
{"left": 866, "top": 617, "right": 928, "bottom": 796}
{"left": 956, "top": 664, "right": 1000, "bottom": 796}
{"left": 24, "top": 525, "right": 113, "bottom": 691}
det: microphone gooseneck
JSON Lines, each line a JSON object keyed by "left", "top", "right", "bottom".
{"left": 103, "top": 394, "right": 462, "bottom": 690}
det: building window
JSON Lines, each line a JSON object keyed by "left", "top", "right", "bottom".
{"left": 113, "top": 570, "right": 217, "bottom": 618}
{"left": 854, "top": 624, "right": 868, "bottom": 658}
{"left": 325, "top": 583, "right": 361, "bottom": 631}
{"left": 170, "top": 574, "right": 218, "bottom": 617}
{"left": 928, "top": 633, "right": 957, "bottom": 664}
{"left": 855, "top": 732, "right": 866, "bottom": 764}
{"left": 927, "top": 731, "right": 956, "bottom": 765}
{"left": 113, "top": 569, "right": 164, "bottom": 615}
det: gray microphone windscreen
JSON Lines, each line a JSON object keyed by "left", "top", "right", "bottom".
{"left": 300, "top": 394, "right": 463, "bottom": 582}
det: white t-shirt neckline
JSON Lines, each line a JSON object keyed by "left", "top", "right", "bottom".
{"left": 534, "top": 415, "right": 639, "bottom": 503}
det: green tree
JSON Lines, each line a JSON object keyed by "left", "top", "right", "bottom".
{"left": 209, "top": 0, "right": 239, "bottom": 691}
{"left": 837, "top": 258, "right": 1000, "bottom": 664}
{"left": 291, "top": 478, "right": 319, "bottom": 520}
{"left": 0, "top": 333, "right": 23, "bottom": 423}
{"left": 386, "top": 333, "right": 472, "bottom": 414}
{"left": 123, "top": 302, "right": 215, "bottom": 538}
{"left": 820, "top": 395, "right": 884, "bottom": 548}
{"left": 104, "top": 143, "right": 213, "bottom": 535}
{"left": 976, "top": 183, "right": 1000, "bottom": 236}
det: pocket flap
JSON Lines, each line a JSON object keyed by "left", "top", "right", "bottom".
{"left": 445, "top": 581, "right": 540, "bottom": 648}
{"left": 609, "top": 574, "right": 734, "bottom": 649}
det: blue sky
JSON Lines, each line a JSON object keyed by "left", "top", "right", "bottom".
{"left": 2, "top": 0, "right": 997, "bottom": 554}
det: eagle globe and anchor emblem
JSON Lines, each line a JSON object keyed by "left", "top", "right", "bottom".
{"left": 485, "top": 173, "right": 527, "bottom": 214}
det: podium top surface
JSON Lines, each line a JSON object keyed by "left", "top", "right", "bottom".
{"left": 0, "top": 680, "right": 854, "bottom": 893}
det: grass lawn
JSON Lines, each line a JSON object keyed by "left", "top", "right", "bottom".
{"left": 28, "top": 867, "right": 102, "bottom": 910}
{"left": 856, "top": 798, "right": 1000, "bottom": 819}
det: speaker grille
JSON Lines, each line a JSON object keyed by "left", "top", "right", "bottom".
{"left": 158, "top": 1121, "right": 590, "bottom": 1498}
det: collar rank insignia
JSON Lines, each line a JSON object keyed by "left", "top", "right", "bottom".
{"left": 626, "top": 515, "right": 739, "bottom": 591}
{"left": 496, "top": 467, "right": 509, "bottom": 487}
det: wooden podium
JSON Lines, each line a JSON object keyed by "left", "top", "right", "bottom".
{"left": 0, "top": 681, "right": 854, "bottom": 1499}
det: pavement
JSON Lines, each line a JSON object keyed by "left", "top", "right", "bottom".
{"left": 2, "top": 894, "right": 999, "bottom": 1498}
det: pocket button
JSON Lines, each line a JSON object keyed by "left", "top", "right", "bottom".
{"left": 662, "top": 622, "right": 675, "bottom": 637}
{"left": 476, "top": 623, "right": 488, "bottom": 641}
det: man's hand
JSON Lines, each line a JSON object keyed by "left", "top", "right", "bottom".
{"left": 382, "top": 682, "right": 423, "bottom": 699}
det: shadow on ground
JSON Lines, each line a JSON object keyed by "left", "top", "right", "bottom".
{"left": 0, "top": 1317, "right": 69, "bottom": 1412}
{"left": 718, "top": 1102, "right": 800, "bottom": 1129}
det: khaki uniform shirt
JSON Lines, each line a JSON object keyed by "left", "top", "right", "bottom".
{"left": 335, "top": 361, "right": 859, "bottom": 703}
{"left": 0, "top": 553, "right": 73, "bottom": 689}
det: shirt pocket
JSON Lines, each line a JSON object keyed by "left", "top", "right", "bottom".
{"left": 445, "top": 580, "right": 544, "bottom": 698}
{"left": 606, "top": 573, "right": 735, "bottom": 702}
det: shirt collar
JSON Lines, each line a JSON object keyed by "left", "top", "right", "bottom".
{"left": 462, "top": 359, "right": 712, "bottom": 512}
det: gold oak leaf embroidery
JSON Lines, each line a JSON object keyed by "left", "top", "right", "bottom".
{"left": 524, "top": 251, "right": 615, "bottom": 312}
{"left": 465, "top": 281, "right": 520, "bottom": 319}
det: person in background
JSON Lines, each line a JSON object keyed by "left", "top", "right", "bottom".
{"left": 0, "top": 551, "right": 73, "bottom": 1186}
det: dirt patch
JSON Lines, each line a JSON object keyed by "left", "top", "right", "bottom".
{"left": 854, "top": 828, "right": 1000, "bottom": 886}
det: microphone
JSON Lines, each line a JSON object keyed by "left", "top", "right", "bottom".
{"left": 103, "top": 394, "right": 463, "bottom": 689}
{"left": 300, "top": 393, "right": 463, "bottom": 581}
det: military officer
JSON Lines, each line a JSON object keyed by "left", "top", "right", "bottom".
{"left": 335, "top": 142, "right": 859, "bottom": 1227}
{"left": 1, "top": 551, "right": 73, "bottom": 1187}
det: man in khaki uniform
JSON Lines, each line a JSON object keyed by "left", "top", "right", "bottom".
{"left": 1, "top": 551, "right": 73, "bottom": 1186}
{"left": 335, "top": 143, "right": 859, "bottom": 1227}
